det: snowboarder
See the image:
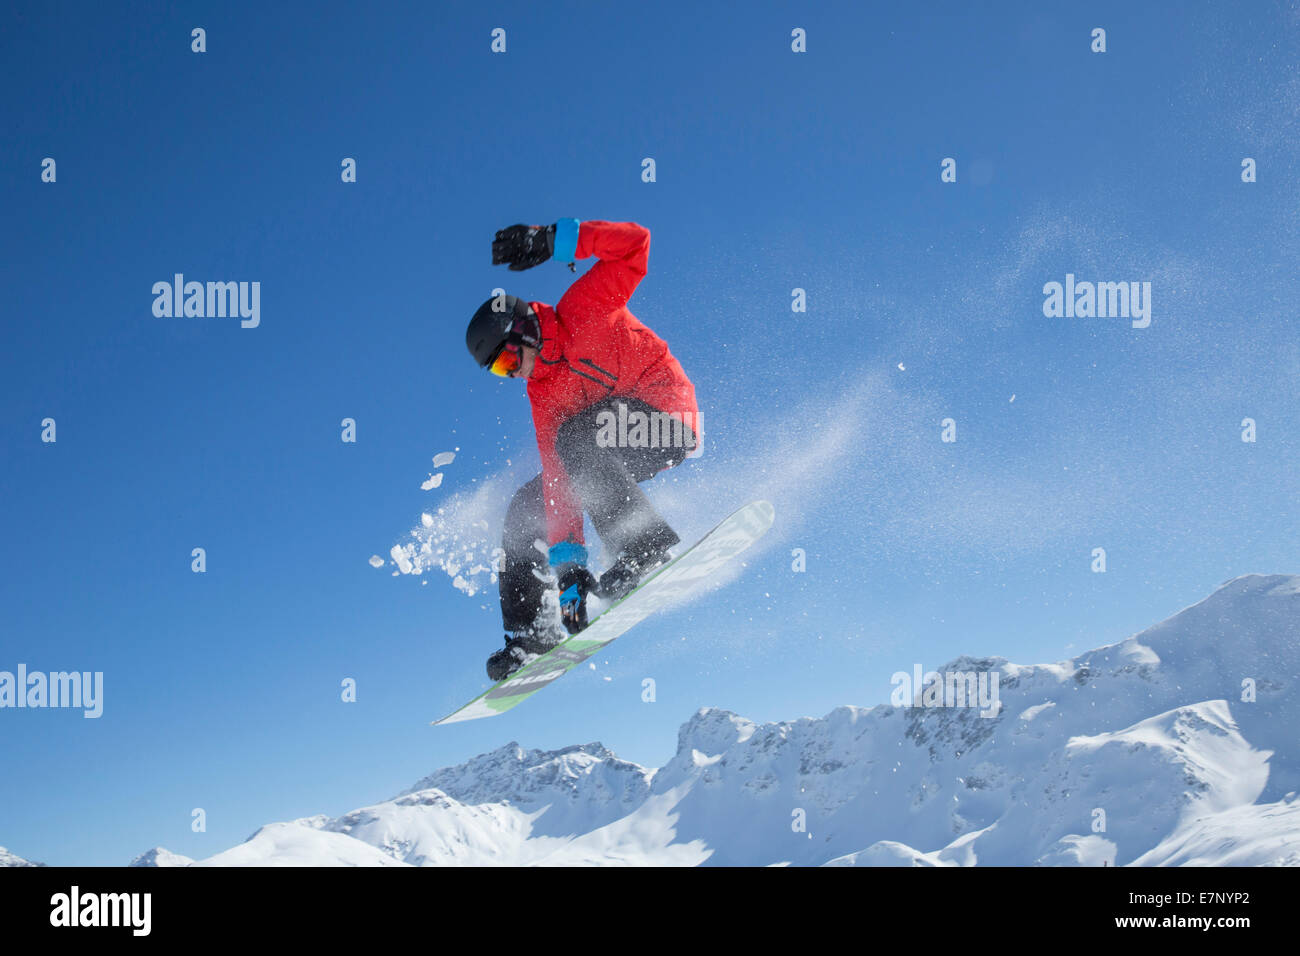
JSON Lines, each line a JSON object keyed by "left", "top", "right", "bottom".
{"left": 465, "top": 219, "right": 699, "bottom": 681}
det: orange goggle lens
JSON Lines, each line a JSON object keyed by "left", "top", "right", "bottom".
{"left": 488, "top": 342, "right": 522, "bottom": 377}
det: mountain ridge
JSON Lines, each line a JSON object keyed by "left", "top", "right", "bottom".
{"left": 95, "top": 573, "right": 1300, "bottom": 866}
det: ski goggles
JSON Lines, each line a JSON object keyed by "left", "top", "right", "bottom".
{"left": 487, "top": 341, "right": 522, "bottom": 378}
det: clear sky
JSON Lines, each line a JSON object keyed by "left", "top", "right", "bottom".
{"left": 1, "top": 0, "right": 1296, "bottom": 866}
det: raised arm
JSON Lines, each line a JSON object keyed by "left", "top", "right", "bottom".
{"left": 553, "top": 220, "right": 651, "bottom": 323}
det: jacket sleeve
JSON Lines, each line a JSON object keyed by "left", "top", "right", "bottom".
{"left": 532, "top": 400, "right": 585, "bottom": 547}
{"left": 554, "top": 221, "right": 651, "bottom": 326}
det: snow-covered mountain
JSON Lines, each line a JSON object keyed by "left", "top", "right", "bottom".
{"left": 0, "top": 847, "right": 43, "bottom": 867}
{"left": 128, "top": 847, "right": 194, "bottom": 867}
{"left": 164, "top": 574, "right": 1300, "bottom": 865}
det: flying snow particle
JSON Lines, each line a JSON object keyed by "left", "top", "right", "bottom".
{"left": 421, "top": 513, "right": 434, "bottom": 528}
{"left": 433, "top": 451, "right": 456, "bottom": 468}
{"left": 1010, "top": 394, "right": 1016, "bottom": 402}
{"left": 421, "top": 473, "right": 444, "bottom": 491}
{"left": 368, "top": 555, "right": 385, "bottom": 568}
{"left": 390, "top": 545, "right": 414, "bottom": 575}
{"left": 897, "top": 363, "right": 906, "bottom": 371}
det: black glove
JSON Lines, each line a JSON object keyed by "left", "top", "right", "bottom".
{"left": 556, "top": 564, "right": 597, "bottom": 634}
{"left": 492, "top": 223, "right": 555, "bottom": 271}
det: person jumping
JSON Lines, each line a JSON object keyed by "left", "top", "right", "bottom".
{"left": 464, "top": 219, "right": 699, "bottom": 681}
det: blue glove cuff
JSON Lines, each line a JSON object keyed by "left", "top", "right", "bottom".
{"left": 559, "top": 583, "right": 581, "bottom": 606}
{"left": 552, "top": 218, "right": 579, "bottom": 263}
{"left": 548, "top": 541, "right": 588, "bottom": 568}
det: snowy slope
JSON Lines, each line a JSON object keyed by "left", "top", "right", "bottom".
{"left": 158, "top": 574, "right": 1297, "bottom": 866}
{"left": 0, "top": 846, "right": 43, "bottom": 867}
{"left": 128, "top": 847, "right": 195, "bottom": 867}
{"left": 193, "top": 822, "right": 412, "bottom": 867}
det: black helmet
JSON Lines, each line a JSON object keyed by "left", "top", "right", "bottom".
{"left": 466, "top": 294, "right": 540, "bottom": 367}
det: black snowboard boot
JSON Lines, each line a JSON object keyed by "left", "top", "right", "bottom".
{"left": 597, "top": 525, "right": 680, "bottom": 602}
{"left": 485, "top": 617, "right": 568, "bottom": 682}
{"left": 486, "top": 637, "right": 529, "bottom": 682}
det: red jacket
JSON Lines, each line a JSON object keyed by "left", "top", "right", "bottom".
{"left": 526, "top": 221, "right": 697, "bottom": 546}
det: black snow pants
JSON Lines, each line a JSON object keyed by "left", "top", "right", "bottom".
{"left": 498, "top": 396, "right": 695, "bottom": 631}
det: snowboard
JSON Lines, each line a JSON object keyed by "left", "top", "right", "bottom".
{"left": 433, "top": 500, "right": 775, "bottom": 725}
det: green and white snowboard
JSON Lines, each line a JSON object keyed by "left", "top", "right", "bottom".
{"left": 434, "top": 500, "right": 775, "bottom": 725}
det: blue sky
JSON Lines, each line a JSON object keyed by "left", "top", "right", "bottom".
{"left": 1, "top": 0, "right": 1296, "bottom": 865}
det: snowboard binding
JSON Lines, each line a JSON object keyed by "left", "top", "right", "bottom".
{"left": 486, "top": 617, "right": 568, "bottom": 682}
{"left": 597, "top": 527, "right": 680, "bottom": 602}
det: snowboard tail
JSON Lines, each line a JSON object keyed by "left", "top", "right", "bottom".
{"left": 434, "top": 500, "right": 775, "bottom": 725}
